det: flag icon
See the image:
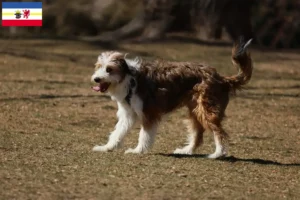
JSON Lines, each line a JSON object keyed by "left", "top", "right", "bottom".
{"left": 2, "top": 2, "right": 42, "bottom": 27}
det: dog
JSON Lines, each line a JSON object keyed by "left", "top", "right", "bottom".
{"left": 91, "top": 38, "right": 253, "bottom": 158}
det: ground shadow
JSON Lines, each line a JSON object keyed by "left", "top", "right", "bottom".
{"left": 126, "top": 35, "right": 231, "bottom": 47}
{"left": 86, "top": 41, "right": 152, "bottom": 57}
{"left": 158, "top": 153, "right": 300, "bottom": 167}
{"left": 247, "top": 85, "right": 300, "bottom": 90}
{"left": 1, "top": 37, "right": 152, "bottom": 61}
{"left": 1, "top": 79, "right": 76, "bottom": 84}
{"left": 239, "top": 92, "right": 299, "bottom": 100}
{"left": 127, "top": 35, "right": 300, "bottom": 54}
{"left": 0, "top": 94, "right": 110, "bottom": 102}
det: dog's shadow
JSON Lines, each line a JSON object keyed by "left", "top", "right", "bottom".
{"left": 157, "top": 153, "right": 300, "bottom": 167}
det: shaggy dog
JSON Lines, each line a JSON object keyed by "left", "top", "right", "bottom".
{"left": 91, "top": 38, "right": 252, "bottom": 158}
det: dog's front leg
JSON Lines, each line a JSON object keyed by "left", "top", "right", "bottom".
{"left": 125, "top": 122, "right": 158, "bottom": 154}
{"left": 93, "top": 102, "right": 136, "bottom": 152}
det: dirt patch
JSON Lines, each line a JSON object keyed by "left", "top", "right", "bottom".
{"left": 0, "top": 39, "right": 299, "bottom": 199}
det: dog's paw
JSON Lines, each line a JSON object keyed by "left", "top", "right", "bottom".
{"left": 125, "top": 148, "right": 144, "bottom": 154}
{"left": 207, "top": 152, "right": 226, "bottom": 159}
{"left": 92, "top": 145, "right": 112, "bottom": 152}
{"left": 173, "top": 147, "right": 193, "bottom": 155}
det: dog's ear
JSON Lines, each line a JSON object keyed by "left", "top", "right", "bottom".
{"left": 124, "top": 53, "right": 142, "bottom": 69}
{"left": 117, "top": 57, "right": 129, "bottom": 73}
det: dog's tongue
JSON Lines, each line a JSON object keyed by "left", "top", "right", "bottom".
{"left": 92, "top": 82, "right": 110, "bottom": 92}
{"left": 92, "top": 86, "right": 101, "bottom": 92}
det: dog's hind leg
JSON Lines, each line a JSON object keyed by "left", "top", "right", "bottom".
{"left": 173, "top": 112, "right": 205, "bottom": 155}
{"left": 125, "top": 122, "right": 158, "bottom": 154}
{"left": 192, "top": 89, "right": 229, "bottom": 159}
{"left": 204, "top": 105, "right": 229, "bottom": 159}
{"left": 207, "top": 125, "right": 228, "bottom": 159}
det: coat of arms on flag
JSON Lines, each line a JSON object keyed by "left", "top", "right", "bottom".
{"left": 2, "top": 2, "right": 42, "bottom": 27}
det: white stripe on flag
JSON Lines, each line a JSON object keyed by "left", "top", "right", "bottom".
{"left": 2, "top": 8, "right": 42, "bottom": 12}
{"left": 2, "top": 8, "right": 43, "bottom": 12}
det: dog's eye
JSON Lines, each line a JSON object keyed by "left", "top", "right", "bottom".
{"left": 106, "top": 67, "right": 113, "bottom": 73}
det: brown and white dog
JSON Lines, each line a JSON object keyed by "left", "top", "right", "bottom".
{"left": 91, "top": 38, "right": 253, "bottom": 158}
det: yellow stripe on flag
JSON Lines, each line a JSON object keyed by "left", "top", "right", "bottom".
{"left": 2, "top": 12, "right": 42, "bottom": 16}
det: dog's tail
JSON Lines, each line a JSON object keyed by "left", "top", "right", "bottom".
{"left": 225, "top": 37, "right": 253, "bottom": 92}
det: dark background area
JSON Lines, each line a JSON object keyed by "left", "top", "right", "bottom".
{"left": 1, "top": 0, "right": 300, "bottom": 49}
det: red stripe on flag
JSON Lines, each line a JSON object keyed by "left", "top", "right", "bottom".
{"left": 2, "top": 20, "right": 42, "bottom": 27}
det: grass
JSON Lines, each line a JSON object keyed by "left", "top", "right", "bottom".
{"left": 0, "top": 38, "right": 299, "bottom": 200}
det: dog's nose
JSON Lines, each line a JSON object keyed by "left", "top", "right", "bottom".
{"left": 94, "top": 77, "right": 101, "bottom": 83}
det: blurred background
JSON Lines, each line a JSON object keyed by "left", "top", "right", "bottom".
{"left": 1, "top": 0, "right": 300, "bottom": 49}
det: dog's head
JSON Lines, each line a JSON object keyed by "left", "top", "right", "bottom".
{"left": 91, "top": 51, "right": 129, "bottom": 93}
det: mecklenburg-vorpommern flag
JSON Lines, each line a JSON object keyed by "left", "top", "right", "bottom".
{"left": 2, "top": 2, "right": 42, "bottom": 26}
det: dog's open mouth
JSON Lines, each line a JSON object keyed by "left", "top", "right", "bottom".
{"left": 92, "top": 82, "right": 111, "bottom": 93}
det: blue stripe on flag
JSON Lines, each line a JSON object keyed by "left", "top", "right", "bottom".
{"left": 2, "top": 2, "right": 42, "bottom": 9}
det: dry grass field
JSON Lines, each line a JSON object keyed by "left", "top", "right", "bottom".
{"left": 0, "top": 39, "right": 299, "bottom": 200}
